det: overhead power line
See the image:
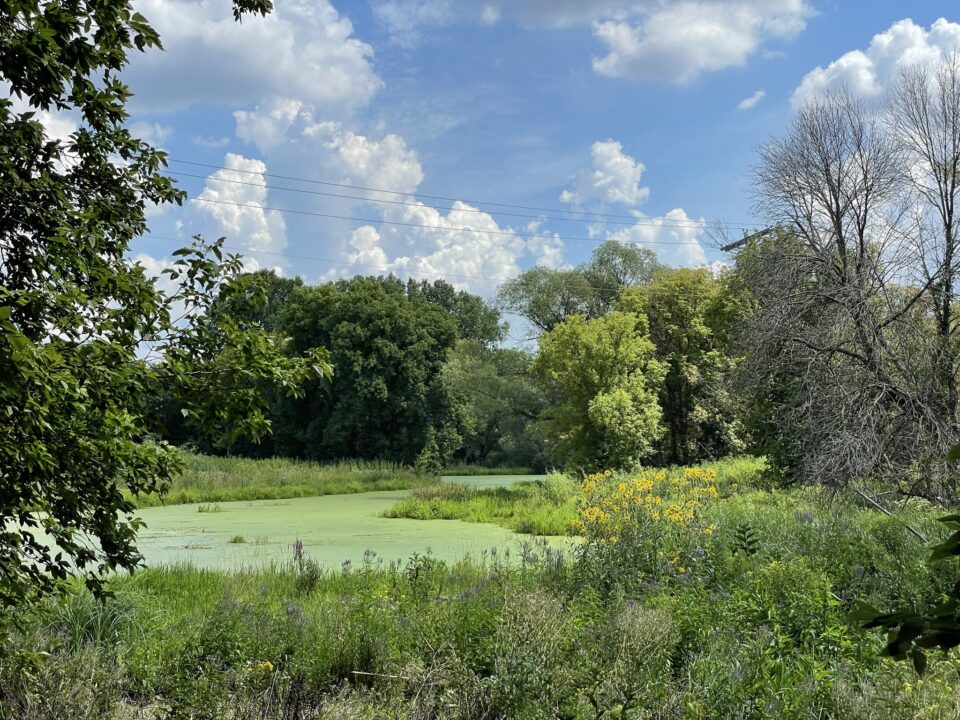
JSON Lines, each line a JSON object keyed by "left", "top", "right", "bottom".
{"left": 166, "top": 170, "right": 746, "bottom": 231}
{"left": 188, "top": 196, "right": 710, "bottom": 247}
{"left": 167, "top": 157, "right": 759, "bottom": 231}
{"left": 140, "top": 234, "right": 727, "bottom": 295}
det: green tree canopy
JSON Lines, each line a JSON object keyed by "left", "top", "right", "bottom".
{"left": 583, "top": 240, "right": 661, "bottom": 314}
{"left": 532, "top": 311, "right": 665, "bottom": 471}
{"left": 497, "top": 266, "right": 597, "bottom": 334}
{"left": 497, "top": 241, "right": 660, "bottom": 332}
{"left": 275, "top": 276, "right": 459, "bottom": 464}
{"left": 442, "top": 340, "right": 547, "bottom": 469}
{"left": 405, "top": 278, "right": 506, "bottom": 346}
{"left": 214, "top": 269, "right": 305, "bottom": 333}
{"left": 0, "top": 0, "right": 329, "bottom": 609}
{"left": 619, "top": 267, "right": 750, "bottom": 464}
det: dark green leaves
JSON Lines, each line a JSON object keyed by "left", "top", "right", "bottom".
{"left": 852, "top": 514, "right": 960, "bottom": 674}
{"left": 0, "top": 0, "right": 330, "bottom": 617}
{"left": 946, "top": 442, "right": 960, "bottom": 463}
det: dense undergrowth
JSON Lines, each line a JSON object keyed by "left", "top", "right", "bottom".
{"left": 384, "top": 457, "right": 765, "bottom": 536}
{"left": 5, "top": 458, "right": 960, "bottom": 719}
{"left": 128, "top": 452, "right": 435, "bottom": 508}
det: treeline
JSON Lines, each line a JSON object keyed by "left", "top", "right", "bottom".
{"left": 149, "top": 62, "right": 960, "bottom": 503}
{"left": 151, "top": 242, "right": 751, "bottom": 474}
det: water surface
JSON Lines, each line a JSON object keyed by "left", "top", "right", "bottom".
{"left": 135, "top": 474, "right": 563, "bottom": 570}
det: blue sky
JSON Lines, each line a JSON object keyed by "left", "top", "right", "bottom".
{"left": 110, "top": 0, "right": 960, "bottom": 297}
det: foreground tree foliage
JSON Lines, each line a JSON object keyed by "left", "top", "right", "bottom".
{"left": 0, "top": 0, "right": 331, "bottom": 609}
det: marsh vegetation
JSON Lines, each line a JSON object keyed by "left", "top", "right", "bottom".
{"left": 4, "top": 460, "right": 959, "bottom": 719}
{"left": 6, "top": 2, "right": 960, "bottom": 718}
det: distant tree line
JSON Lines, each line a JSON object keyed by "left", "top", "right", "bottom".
{"left": 150, "top": 242, "right": 752, "bottom": 474}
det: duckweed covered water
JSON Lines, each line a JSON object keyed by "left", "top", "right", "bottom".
{"left": 135, "top": 474, "right": 566, "bottom": 569}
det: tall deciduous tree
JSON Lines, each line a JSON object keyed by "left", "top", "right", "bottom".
{"left": 743, "top": 82, "right": 960, "bottom": 500}
{"left": 889, "top": 58, "right": 960, "bottom": 430}
{"left": 405, "top": 278, "right": 506, "bottom": 346}
{"left": 533, "top": 311, "right": 664, "bottom": 471}
{"left": 276, "top": 277, "right": 459, "bottom": 464}
{"left": 442, "top": 340, "right": 547, "bottom": 469}
{"left": 620, "top": 268, "right": 749, "bottom": 465}
{"left": 0, "top": 0, "right": 329, "bottom": 608}
{"left": 497, "top": 240, "right": 660, "bottom": 333}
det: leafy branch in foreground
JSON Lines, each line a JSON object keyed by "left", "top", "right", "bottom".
{"left": 0, "top": 0, "right": 325, "bottom": 612}
{"left": 851, "top": 514, "right": 960, "bottom": 675}
{"left": 154, "top": 238, "right": 331, "bottom": 449}
{"left": 852, "top": 441, "right": 960, "bottom": 674}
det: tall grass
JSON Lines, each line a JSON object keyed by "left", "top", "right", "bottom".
{"left": 129, "top": 452, "right": 435, "bottom": 508}
{"left": 384, "top": 472, "right": 578, "bottom": 535}
{"left": 4, "top": 485, "right": 959, "bottom": 720}
{"left": 441, "top": 464, "right": 535, "bottom": 476}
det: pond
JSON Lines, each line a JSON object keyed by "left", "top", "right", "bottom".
{"left": 134, "top": 474, "right": 570, "bottom": 570}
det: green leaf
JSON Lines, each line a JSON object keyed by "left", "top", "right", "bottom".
{"left": 946, "top": 442, "right": 960, "bottom": 463}
{"left": 847, "top": 600, "right": 883, "bottom": 623}
{"left": 910, "top": 649, "right": 927, "bottom": 676}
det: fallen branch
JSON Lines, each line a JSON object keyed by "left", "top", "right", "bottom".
{"left": 853, "top": 487, "right": 928, "bottom": 543}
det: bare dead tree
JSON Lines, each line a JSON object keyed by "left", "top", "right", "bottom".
{"left": 889, "top": 56, "right": 960, "bottom": 428}
{"left": 741, "top": 87, "right": 958, "bottom": 502}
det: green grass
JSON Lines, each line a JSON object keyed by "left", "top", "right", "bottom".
{"left": 441, "top": 464, "right": 535, "bottom": 476}
{"left": 5, "top": 478, "right": 959, "bottom": 719}
{"left": 129, "top": 451, "right": 435, "bottom": 508}
{"left": 384, "top": 472, "right": 578, "bottom": 535}
{"left": 386, "top": 457, "right": 769, "bottom": 536}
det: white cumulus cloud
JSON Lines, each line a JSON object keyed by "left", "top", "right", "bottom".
{"left": 129, "top": 121, "right": 173, "bottom": 145}
{"left": 127, "top": 0, "right": 382, "bottom": 114}
{"left": 320, "top": 126, "right": 425, "bottom": 198}
{"left": 371, "top": 0, "right": 810, "bottom": 82}
{"left": 606, "top": 209, "right": 708, "bottom": 267}
{"left": 793, "top": 18, "right": 960, "bottom": 106}
{"left": 341, "top": 199, "right": 558, "bottom": 297}
{"left": 561, "top": 140, "right": 649, "bottom": 207}
{"left": 592, "top": 0, "right": 810, "bottom": 84}
{"left": 189, "top": 153, "right": 287, "bottom": 258}
{"left": 234, "top": 97, "right": 305, "bottom": 153}
{"left": 228, "top": 110, "right": 555, "bottom": 295}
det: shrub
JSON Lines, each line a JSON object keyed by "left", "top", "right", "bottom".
{"left": 574, "top": 467, "right": 720, "bottom": 591}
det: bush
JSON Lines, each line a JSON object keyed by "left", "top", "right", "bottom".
{"left": 574, "top": 467, "right": 720, "bottom": 592}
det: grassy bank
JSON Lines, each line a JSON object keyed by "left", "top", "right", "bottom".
{"left": 6, "top": 461, "right": 959, "bottom": 719}
{"left": 130, "top": 452, "right": 435, "bottom": 508}
{"left": 384, "top": 472, "right": 578, "bottom": 535}
{"left": 385, "top": 456, "right": 767, "bottom": 536}
{"left": 441, "top": 464, "right": 535, "bottom": 476}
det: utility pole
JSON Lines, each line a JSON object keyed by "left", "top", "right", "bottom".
{"left": 721, "top": 226, "right": 774, "bottom": 253}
